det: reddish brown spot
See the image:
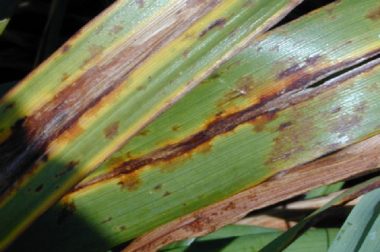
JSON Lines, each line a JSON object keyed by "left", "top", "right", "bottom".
{"left": 278, "top": 55, "right": 322, "bottom": 79}
{"left": 71, "top": 49, "right": 380, "bottom": 193}
{"left": 61, "top": 44, "right": 71, "bottom": 53}
{"left": 267, "top": 109, "right": 314, "bottom": 165}
{"left": 278, "top": 121, "right": 292, "bottom": 131}
{"left": 326, "top": 6, "right": 337, "bottom": 20}
{"left": 117, "top": 173, "right": 140, "bottom": 191}
{"left": 182, "top": 49, "right": 190, "bottom": 58}
{"left": 222, "top": 202, "right": 236, "bottom": 211}
{"left": 0, "top": 0, "right": 225, "bottom": 194}
{"left": 217, "top": 76, "right": 254, "bottom": 108}
{"left": 138, "top": 128, "right": 150, "bottom": 136}
{"left": 199, "top": 18, "right": 227, "bottom": 37}
{"left": 80, "top": 45, "right": 105, "bottom": 68}
{"left": 110, "top": 25, "right": 123, "bottom": 35}
{"left": 126, "top": 152, "right": 134, "bottom": 159}
{"left": 104, "top": 122, "right": 119, "bottom": 139}
{"left": 340, "top": 40, "right": 353, "bottom": 48}
{"left": 61, "top": 73, "right": 70, "bottom": 82}
{"left": 209, "top": 73, "right": 221, "bottom": 80}
{"left": 137, "top": 84, "right": 147, "bottom": 91}
{"left": 251, "top": 111, "right": 278, "bottom": 132}
{"left": 34, "top": 184, "right": 43, "bottom": 192}
{"left": 172, "top": 125, "right": 181, "bottom": 131}
{"left": 63, "top": 122, "right": 85, "bottom": 139}
{"left": 88, "top": 45, "right": 105, "bottom": 58}
{"left": 3, "top": 102, "right": 14, "bottom": 112}
{"left": 186, "top": 218, "right": 205, "bottom": 233}
{"left": 367, "top": 5, "right": 380, "bottom": 20}
{"left": 153, "top": 184, "right": 162, "bottom": 191}
{"left": 55, "top": 161, "right": 78, "bottom": 178}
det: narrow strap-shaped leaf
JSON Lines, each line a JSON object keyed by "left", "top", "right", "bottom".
{"left": 82, "top": 0, "right": 380, "bottom": 183}
{"left": 0, "top": 0, "right": 18, "bottom": 35}
{"left": 357, "top": 212, "right": 380, "bottom": 252}
{"left": 0, "top": 0, "right": 304, "bottom": 249}
{"left": 260, "top": 176, "right": 380, "bottom": 252}
{"left": 127, "top": 134, "right": 380, "bottom": 252}
{"left": 164, "top": 229, "right": 339, "bottom": 252}
{"left": 305, "top": 182, "right": 345, "bottom": 200}
{"left": 219, "top": 229, "right": 338, "bottom": 252}
{"left": 161, "top": 225, "right": 277, "bottom": 251}
{"left": 12, "top": 0, "right": 380, "bottom": 250}
{"left": 0, "top": 19, "right": 9, "bottom": 35}
{"left": 328, "top": 188, "right": 380, "bottom": 252}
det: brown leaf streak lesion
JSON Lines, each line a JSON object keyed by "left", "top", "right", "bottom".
{"left": 199, "top": 18, "right": 227, "bottom": 38}
{"left": 72, "top": 53, "right": 380, "bottom": 193}
{"left": 0, "top": 1, "right": 221, "bottom": 194}
{"left": 278, "top": 55, "right": 322, "bottom": 79}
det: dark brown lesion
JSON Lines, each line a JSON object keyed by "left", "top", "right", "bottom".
{"left": 54, "top": 161, "right": 79, "bottom": 178}
{"left": 277, "top": 55, "right": 322, "bottom": 79}
{"left": 104, "top": 122, "right": 119, "bottom": 139}
{"left": 72, "top": 53, "right": 380, "bottom": 193}
{"left": 278, "top": 121, "right": 292, "bottom": 131}
{"left": 251, "top": 111, "right": 278, "bottom": 132}
{"left": 61, "top": 73, "right": 70, "bottom": 82}
{"left": 283, "top": 48, "right": 380, "bottom": 90}
{"left": 199, "top": 18, "right": 227, "bottom": 38}
{"left": 217, "top": 76, "right": 256, "bottom": 108}
{"left": 153, "top": 184, "right": 162, "bottom": 191}
{"left": 171, "top": 125, "right": 181, "bottom": 132}
{"left": 61, "top": 44, "right": 71, "bottom": 53}
{"left": 0, "top": 1, "right": 223, "bottom": 196}
{"left": 109, "top": 25, "right": 123, "bottom": 35}
{"left": 0, "top": 118, "right": 42, "bottom": 193}
{"left": 34, "top": 184, "right": 44, "bottom": 192}
{"left": 366, "top": 5, "right": 380, "bottom": 20}
{"left": 117, "top": 172, "right": 141, "bottom": 191}
{"left": 3, "top": 102, "right": 14, "bottom": 112}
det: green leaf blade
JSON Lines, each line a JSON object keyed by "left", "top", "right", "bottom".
{"left": 328, "top": 188, "right": 380, "bottom": 252}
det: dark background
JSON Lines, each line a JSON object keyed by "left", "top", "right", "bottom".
{"left": 0, "top": 0, "right": 335, "bottom": 94}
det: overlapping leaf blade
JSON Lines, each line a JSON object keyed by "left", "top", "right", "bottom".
{"left": 260, "top": 176, "right": 380, "bottom": 252}
{"left": 328, "top": 188, "right": 380, "bottom": 252}
{"left": 0, "top": 0, "right": 305, "bottom": 249}
{"left": 163, "top": 228, "right": 338, "bottom": 252}
{"left": 11, "top": 0, "right": 380, "bottom": 251}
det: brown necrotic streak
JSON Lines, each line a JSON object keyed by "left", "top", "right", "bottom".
{"left": 277, "top": 55, "right": 322, "bottom": 79}
{"left": 0, "top": 0, "right": 221, "bottom": 194}
{"left": 199, "top": 18, "right": 227, "bottom": 37}
{"left": 72, "top": 51, "right": 380, "bottom": 192}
